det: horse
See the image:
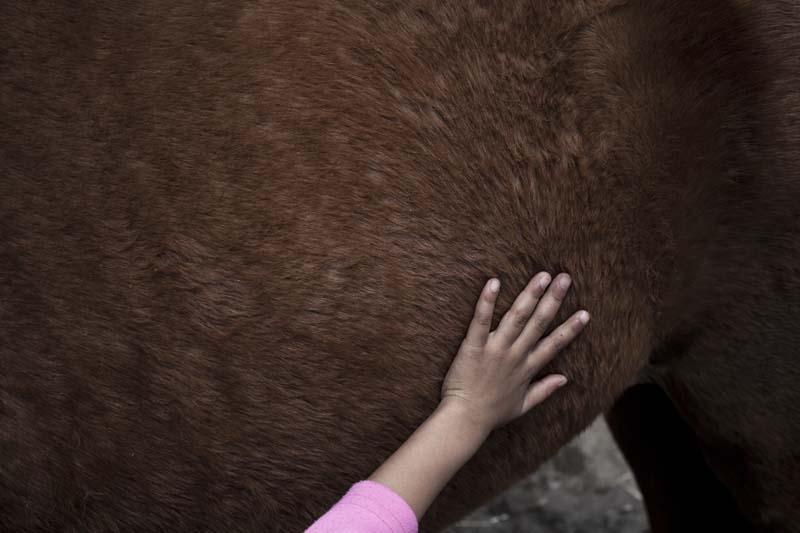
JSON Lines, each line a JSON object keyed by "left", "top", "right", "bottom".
{"left": 2, "top": 1, "right": 798, "bottom": 531}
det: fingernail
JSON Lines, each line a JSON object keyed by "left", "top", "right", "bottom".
{"left": 489, "top": 279, "right": 500, "bottom": 293}
{"left": 556, "top": 377, "right": 568, "bottom": 388}
{"left": 539, "top": 273, "right": 551, "bottom": 289}
{"left": 578, "top": 311, "right": 590, "bottom": 324}
{"left": 559, "top": 275, "right": 571, "bottom": 289}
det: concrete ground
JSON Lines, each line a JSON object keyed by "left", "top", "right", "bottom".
{"left": 444, "top": 418, "right": 649, "bottom": 533}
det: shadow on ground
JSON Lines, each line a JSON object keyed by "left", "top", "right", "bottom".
{"left": 444, "top": 419, "right": 649, "bottom": 533}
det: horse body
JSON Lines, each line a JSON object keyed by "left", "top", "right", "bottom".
{"left": 1, "top": 1, "right": 798, "bottom": 531}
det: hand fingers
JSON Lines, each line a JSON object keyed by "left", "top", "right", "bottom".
{"left": 522, "top": 374, "right": 568, "bottom": 414}
{"left": 525, "top": 310, "right": 590, "bottom": 376}
{"left": 493, "top": 271, "right": 552, "bottom": 348}
{"left": 463, "top": 278, "right": 501, "bottom": 348}
{"left": 512, "top": 273, "right": 573, "bottom": 355}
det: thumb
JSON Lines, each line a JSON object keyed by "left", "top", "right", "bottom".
{"left": 521, "top": 374, "right": 568, "bottom": 414}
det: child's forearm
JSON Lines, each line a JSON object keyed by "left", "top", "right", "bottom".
{"left": 368, "top": 399, "right": 490, "bottom": 521}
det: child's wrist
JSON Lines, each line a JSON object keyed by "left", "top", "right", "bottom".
{"left": 436, "top": 398, "right": 494, "bottom": 442}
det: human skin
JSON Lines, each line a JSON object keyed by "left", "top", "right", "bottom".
{"left": 369, "top": 271, "right": 590, "bottom": 521}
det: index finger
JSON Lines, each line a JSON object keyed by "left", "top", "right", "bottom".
{"left": 463, "top": 278, "right": 500, "bottom": 348}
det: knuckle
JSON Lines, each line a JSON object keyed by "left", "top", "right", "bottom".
{"left": 474, "top": 313, "right": 492, "bottom": 327}
{"left": 464, "top": 340, "right": 484, "bottom": 353}
{"left": 550, "top": 335, "right": 565, "bottom": 352}
{"left": 536, "top": 304, "right": 557, "bottom": 322}
{"left": 526, "top": 357, "right": 544, "bottom": 376}
{"left": 558, "top": 337, "right": 569, "bottom": 351}
{"left": 512, "top": 308, "right": 529, "bottom": 327}
{"left": 476, "top": 296, "right": 492, "bottom": 313}
{"left": 528, "top": 317, "right": 546, "bottom": 337}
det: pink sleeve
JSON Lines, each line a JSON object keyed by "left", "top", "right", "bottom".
{"left": 304, "top": 480, "right": 419, "bottom": 533}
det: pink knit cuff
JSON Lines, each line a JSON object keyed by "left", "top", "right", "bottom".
{"left": 305, "top": 480, "right": 419, "bottom": 533}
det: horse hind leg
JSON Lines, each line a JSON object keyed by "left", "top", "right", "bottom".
{"left": 605, "top": 383, "right": 753, "bottom": 533}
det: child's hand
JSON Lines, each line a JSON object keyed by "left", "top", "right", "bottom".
{"left": 441, "top": 272, "right": 589, "bottom": 434}
{"left": 365, "top": 272, "right": 589, "bottom": 521}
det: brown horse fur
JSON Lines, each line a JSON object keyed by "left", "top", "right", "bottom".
{"left": 1, "top": 0, "right": 799, "bottom": 531}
